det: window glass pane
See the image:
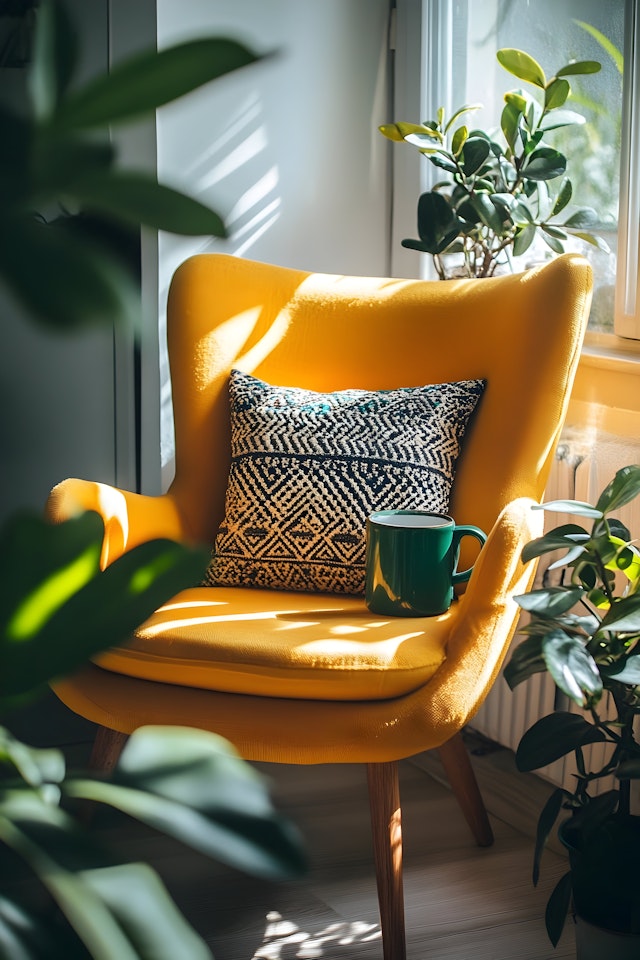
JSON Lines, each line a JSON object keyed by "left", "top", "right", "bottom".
{"left": 446, "top": 0, "right": 624, "bottom": 332}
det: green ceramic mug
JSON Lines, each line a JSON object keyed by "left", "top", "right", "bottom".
{"left": 365, "top": 510, "right": 487, "bottom": 617}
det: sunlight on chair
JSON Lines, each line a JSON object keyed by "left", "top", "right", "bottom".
{"left": 254, "top": 911, "right": 381, "bottom": 959}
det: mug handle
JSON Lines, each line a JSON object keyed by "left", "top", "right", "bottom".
{"left": 451, "top": 525, "right": 487, "bottom": 585}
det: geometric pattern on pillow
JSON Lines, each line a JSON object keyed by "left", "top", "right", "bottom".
{"left": 205, "top": 369, "right": 486, "bottom": 595}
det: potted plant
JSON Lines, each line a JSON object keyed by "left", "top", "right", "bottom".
{"left": 379, "top": 47, "right": 607, "bottom": 278}
{"left": 505, "top": 464, "right": 640, "bottom": 957}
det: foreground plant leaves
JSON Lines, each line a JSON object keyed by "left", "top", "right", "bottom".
{"left": 1, "top": 726, "right": 306, "bottom": 959}
{"left": 0, "top": 511, "right": 209, "bottom": 704}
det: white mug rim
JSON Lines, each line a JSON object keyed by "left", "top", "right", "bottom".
{"left": 368, "top": 510, "right": 453, "bottom": 529}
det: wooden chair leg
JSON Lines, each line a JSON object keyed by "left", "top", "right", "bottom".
{"left": 88, "top": 725, "right": 128, "bottom": 777}
{"left": 437, "top": 732, "right": 494, "bottom": 847}
{"left": 367, "top": 761, "right": 406, "bottom": 960}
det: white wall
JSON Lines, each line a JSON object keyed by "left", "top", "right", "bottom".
{"left": 153, "top": 0, "right": 393, "bottom": 488}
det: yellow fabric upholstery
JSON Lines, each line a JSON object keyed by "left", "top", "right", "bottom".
{"left": 46, "top": 252, "right": 592, "bottom": 766}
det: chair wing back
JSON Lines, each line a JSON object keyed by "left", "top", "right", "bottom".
{"left": 166, "top": 253, "right": 592, "bottom": 552}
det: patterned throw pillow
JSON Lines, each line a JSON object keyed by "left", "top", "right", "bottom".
{"left": 205, "top": 369, "right": 486, "bottom": 595}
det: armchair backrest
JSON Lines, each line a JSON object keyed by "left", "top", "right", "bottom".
{"left": 166, "top": 253, "right": 592, "bottom": 557}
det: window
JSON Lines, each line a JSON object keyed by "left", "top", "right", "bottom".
{"left": 393, "top": 0, "right": 636, "bottom": 339}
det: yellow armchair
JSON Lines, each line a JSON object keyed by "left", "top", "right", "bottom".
{"left": 46, "top": 252, "right": 592, "bottom": 960}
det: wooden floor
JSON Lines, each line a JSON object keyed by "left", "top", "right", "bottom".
{"left": 97, "top": 732, "right": 577, "bottom": 960}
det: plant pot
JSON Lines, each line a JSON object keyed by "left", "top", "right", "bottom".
{"left": 559, "top": 815, "right": 640, "bottom": 938}
{"left": 574, "top": 915, "right": 640, "bottom": 960}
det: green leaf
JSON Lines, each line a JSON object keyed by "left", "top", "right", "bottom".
{"left": 428, "top": 152, "right": 458, "bottom": 173}
{"left": 395, "top": 121, "right": 442, "bottom": 146}
{"left": 541, "top": 224, "right": 568, "bottom": 240}
{"left": 595, "top": 465, "right": 640, "bottom": 515}
{"left": 541, "top": 630, "right": 602, "bottom": 707}
{"left": 533, "top": 789, "right": 567, "bottom": 885}
{"left": 65, "top": 727, "right": 307, "bottom": 880}
{"left": 599, "top": 594, "right": 640, "bottom": 633}
{"left": 551, "top": 179, "right": 572, "bottom": 216}
{"left": 469, "top": 193, "right": 504, "bottom": 233}
{"left": 513, "top": 223, "right": 536, "bottom": 256}
{"left": 544, "top": 78, "right": 570, "bottom": 111}
{"left": 451, "top": 125, "right": 468, "bottom": 157}
{"left": 556, "top": 58, "right": 603, "bottom": 78}
{"left": 504, "top": 634, "right": 546, "bottom": 689}
{"left": 516, "top": 712, "right": 606, "bottom": 772}
{"left": 0, "top": 215, "right": 139, "bottom": 331}
{"left": 521, "top": 525, "right": 590, "bottom": 563}
{"left": 501, "top": 100, "right": 523, "bottom": 153}
{"left": 0, "top": 727, "right": 66, "bottom": 788}
{"left": 497, "top": 48, "right": 546, "bottom": 88}
{"left": 545, "top": 871, "right": 572, "bottom": 947}
{"left": 412, "top": 191, "right": 461, "bottom": 254}
{"left": 55, "top": 38, "right": 262, "bottom": 129}
{"left": 443, "top": 103, "right": 481, "bottom": 134}
{"left": 602, "top": 654, "right": 640, "bottom": 684}
{"left": 28, "top": 0, "right": 78, "bottom": 120}
{"left": 563, "top": 207, "right": 599, "bottom": 229}
{"left": 539, "top": 109, "right": 587, "bottom": 131}
{"left": 378, "top": 123, "right": 406, "bottom": 142}
{"left": 533, "top": 500, "right": 603, "bottom": 519}
{"left": 68, "top": 172, "right": 226, "bottom": 237}
{"left": 570, "top": 231, "right": 610, "bottom": 253}
{"left": 523, "top": 147, "right": 566, "bottom": 181}
{"left": 461, "top": 137, "right": 490, "bottom": 175}
{"left": 0, "top": 512, "right": 209, "bottom": 701}
{"left": 82, "top": 863, "right": 212, "bottom": 960}
{"left": 514, "top": 587, "right": 584, "bottom": 618}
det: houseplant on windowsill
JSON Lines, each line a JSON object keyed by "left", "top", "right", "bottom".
{"left": 380, "top": 48, "right": 608, "bottom": 279}
{"left": 504, "top": 465, "right": 640, "bottom": 957}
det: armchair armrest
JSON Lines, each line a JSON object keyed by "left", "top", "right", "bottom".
{"left": 45, "top": 479, "right": 192, "bottom": 568}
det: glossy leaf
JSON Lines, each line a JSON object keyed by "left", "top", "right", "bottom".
{"left": 521, "top": 524, "right": 590, "bottom": 563}
{"left": 0, "top": 511, "right": 209, "bottom": 701}
{"left": 556, "top": 58, "right": 603, "bottom": 77}
{"left": 533, "top": 789, "right": 567, "bottom": 885}
{"left": 516, "top": 712, "right": 606, "bottom": 772}
{"left": 544, "top": 78, "right": 570, "bottom": 111}
{"left": 512, "top": 223, "right": 536, "bottom": 256}
{"left": 378, "top": 122, "right": 406, "bottom": 142}
{"left": 503, "top": 634, "right": 546, "bottom": 689}
{"left": 451, "top": 125, "right": 468, "bottom": 157}
{"left": 599, "top": 594, "right": 640, "bottom": 633}
{"left": 396, "top": 122, "right": 442, "bottom": 146}
{"left": 0, "top": 728, "right": 65, "bottom": 788}
{"left": 541, "top": 224, "right": 568, "bottom": 240}
{"left": 545, "top": 871, "right": 572, "bottom": 947}
{"left": 69, "top": 172, "right": 226, "bottom": 237}
{"left": 461, "top": 137, "right": 490, "bottom": 175}
{"left": 541, "top": 630, "right": 602, "bottom": 706}
{"left": 55, "top": 38, "right": 262, "bottom": 129}
{"left": 551, "top": 178, "right": 572, "bottom": 216}
{"left": 601, "top": 655, "right": 640, "bottom": 684}
{"left": 497, "top": 48, "right": 546, "bottom": 88}
{"left": 563, "top": 207, "right": 599, "bottom": 229}
{"left": 514, "top": 587, "right": 584, "bottom": 618}
{"left": 65, "top": 726, "right": 307, "bottom": 880}
{"left": 469, "top": 193, "right": 504, "bottom": 233}
{"left": 570, "top": 230, "right": 611, "bottom": 252}
{"left": 533, "top": 499, "right": 602, "bottom": 519}
{"left": 444, "top": 103, "right": 481, "bottom": 133}
{"left": 616, "top": 758, "right": 640, "bottom": 780}
{"left": 413, "top": 191, "right": 461, "bottom": 253}
{"left": 523, "top": 148, "right": 566, "bottom": 181}
{"left": 539, "top": 109, "right": 587, "bottom": 131}
{"left": 500, "top": 100, "right": 523, "bottom": 153}
{"left": 595, "top": 465, "right": 640, "bottom": 515}
{"left": 81, "top": 862, "right": 212, "bottom": 960}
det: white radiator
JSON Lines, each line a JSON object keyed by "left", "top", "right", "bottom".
{"left": 472, "top": 428, "right": 640, "bottom": 793}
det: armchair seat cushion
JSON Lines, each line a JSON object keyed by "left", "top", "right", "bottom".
{"left": 94, "top": 586, "right": 451, "bottom": 701}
